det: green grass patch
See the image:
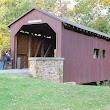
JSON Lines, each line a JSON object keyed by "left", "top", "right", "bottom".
{"left": 0, "top": 74, "right": 110, "bottom": 110}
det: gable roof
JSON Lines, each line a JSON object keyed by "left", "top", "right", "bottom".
{"left": 8, "top": 8, "right": 110, "bottom": 39}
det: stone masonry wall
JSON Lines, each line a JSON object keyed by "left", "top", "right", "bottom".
{"left": 28, "top": 57, "right": 64, "bottom": 83}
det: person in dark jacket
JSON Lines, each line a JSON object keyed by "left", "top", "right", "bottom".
{"left": 6, "top": 50, "right": 11, "bottom": 64}
{"left": 0, "top": 48, "right": 6, "bottom": 69}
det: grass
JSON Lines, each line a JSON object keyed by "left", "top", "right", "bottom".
{"left": 0, "top": 74, "right": 110, "bottom": 110}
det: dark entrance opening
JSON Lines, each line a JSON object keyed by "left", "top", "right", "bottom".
{"left": 16, "top": 23, "right": 56, "bottom": 68}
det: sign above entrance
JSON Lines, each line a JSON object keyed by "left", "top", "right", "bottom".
{"left": 28, "top": 20, "right": 42, "bottom": 24}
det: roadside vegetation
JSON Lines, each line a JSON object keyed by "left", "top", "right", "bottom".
{"left": 0, "top": 74, "right": 110, "bottom": 110}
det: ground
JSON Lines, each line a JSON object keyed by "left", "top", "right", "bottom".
{"left": 0, "top": 74, "right": 110, "bottom": 110}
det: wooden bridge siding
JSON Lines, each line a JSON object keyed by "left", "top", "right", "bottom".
{"left": 61, "top": 28, "right": 110, "bottom": 84}
{"left": 17, "top": 34, "right": 29, "bottom": 68}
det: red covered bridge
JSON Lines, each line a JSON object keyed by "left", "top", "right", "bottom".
{"left": 8, "top": 8, "right": 110, "bottom": 84}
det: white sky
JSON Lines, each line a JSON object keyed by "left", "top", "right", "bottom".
{"left": 66, "top": 0, "right": 77, "bottom": 4}
{"left": 63, "top": 0, "right": 77, "bottom": 5}
{"left": 58, "top": 0, "right": 77, "bottom": 5}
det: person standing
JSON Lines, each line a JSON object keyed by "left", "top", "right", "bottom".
{"left": 6, "top": 50, "right": 11, "bottom": 64}
{"left": 0, "top": 48, "right": 6, "bottom": 69}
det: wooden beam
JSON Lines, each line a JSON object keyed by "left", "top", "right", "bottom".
{"left": 41, "top": 38, "right": 45, "bottom": 57}
{"left": 44, "top": 43, "right": 52, "bottom": 57}
{"left": 15, "top": 35, "right": 17, "bottom": 69}
{"left": 34, "top": 39, "right": 42, "bottom": 57}
{"left": 28, "top": 35, "right": 32, "bottom": 57}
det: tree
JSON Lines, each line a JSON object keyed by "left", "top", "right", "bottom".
{"left": 0, "top": 0, "right": 35, "bottom": 53}
{"left": 70, "top": 0, "right": 110, "bottom": 34}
